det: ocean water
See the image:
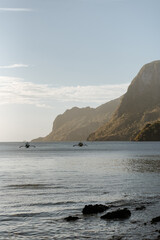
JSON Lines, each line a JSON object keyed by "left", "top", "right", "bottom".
{"left": 0, "top": 142, "right": 160, "bottom": 240}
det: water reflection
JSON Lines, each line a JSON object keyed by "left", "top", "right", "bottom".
{"left": 124, "top": 157, "right": 160, "bottom": 173}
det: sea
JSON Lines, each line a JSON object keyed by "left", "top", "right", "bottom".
{"left": 0, "top": 142, "right": 160, "bottom": 240}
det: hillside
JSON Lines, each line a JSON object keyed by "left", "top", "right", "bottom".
{"left": 88, "top": 60, "right": 160, "bottom": 141}
{"left": 32, "top": 97, "right": 121, "bottom": 142}
{"left": 134, "top": 121, "right": 160, "bottom": 141}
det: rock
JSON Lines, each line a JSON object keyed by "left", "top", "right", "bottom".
{"left": 151, "top": 216, "right": 160, "bottom": 224}
{"left": 82, "top": 204, "right": 109, "bottom": 215}
{"left": 64, "top": 216, "right": 79, "bottom": 221}
{"left": 130, "top": 220, "right": 138, "bottom": 224}
{"left": 109, "top": 236, "right": 122, "bottom": 240}
{"left": 101, "top": 208, "right": 131, "bottom": 220}
{"left": 135, "top": 205, "right": 146, "bottom": 211}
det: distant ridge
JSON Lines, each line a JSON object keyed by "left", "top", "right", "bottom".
{"left": 88, "top": 60, "right": 160, "bottom": 141}
{"left": 32, "top": 97, "right": 121, "bottom": 142}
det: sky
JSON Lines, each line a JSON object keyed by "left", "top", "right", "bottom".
{"left": 0, "top": 0, "right": 159, "bottom": 142}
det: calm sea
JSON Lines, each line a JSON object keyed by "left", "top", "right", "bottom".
{"left": 0, "top": 142, "right": 160, "bottom": 240}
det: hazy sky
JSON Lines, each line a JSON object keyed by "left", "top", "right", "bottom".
{"left": 0, "top": 0, "right": 159, "bottom": 141}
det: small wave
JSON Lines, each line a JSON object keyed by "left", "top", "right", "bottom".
{"left": 29, "top": 201, "right": 76, "bottom": 207}
{"left": 5, "top": 184, "right": 66, "bottom": 190}
{"left": 6, "top": 184, "right": 50, "bottom": 189}
{"left": 11, "top": 212, "right": 44, "bottom": 218}
{"left": 107, "top": 197, "right": 158, "bottom": 209}
{"left": 0, "top": 218, "right": 15, "bottom": 222}
{"left": 0, "top": 211, "right": 51, "bottom": 221}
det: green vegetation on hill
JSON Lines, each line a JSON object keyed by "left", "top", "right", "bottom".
{"left": 134, "top": 121, "right": 160, "bottom": 141}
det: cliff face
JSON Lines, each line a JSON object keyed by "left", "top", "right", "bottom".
{"left": 32, "top": 97, "right": 121, "bottom": 142}
{"left": 88, "top": 60, "right": 160, "bottom": 141}
{"left": 134, "top": 121, "right": 160, "bottom": 141}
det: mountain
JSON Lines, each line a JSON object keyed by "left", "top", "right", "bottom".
{"left": 134, "top": 121, "right": 160, "bottom": 141}
{"left": 88, "top": 60, "right": 160, "bottom": 141}
{"left": 32, "top": 97, "right": 121, "bottom": 142}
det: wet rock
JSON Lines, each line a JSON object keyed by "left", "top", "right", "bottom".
{"left": 131, "top": 220, "right": 138, "bottom": 224}
{"left": 82, "top": 204, "right": 109, "bottom": 215}
{"left": 135, "top": 205, "right": 146, "bottom": 211}
{"left": 151, "top": 216, "right": 160, "bottom": 224}
{"left": 64, "top": 216, "right": 79, "bottom": 221}
{"left": 109, "top": 237, "right": 122, "bottom": 240}
{"left": 101, "top": 208, "right": 131, "bottom": 220}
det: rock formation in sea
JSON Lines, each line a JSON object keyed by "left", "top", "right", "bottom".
{"left": 82, "top": 204, "right": 109, "bottom": 215}
{"left": 32, "top": 97, "right": 121, "bottom": 142}
{"left": 88, "top": 60, "right": 160, "bottom": 141}
{"left": 101, "top": 208, "right": 131, "bottom": 220}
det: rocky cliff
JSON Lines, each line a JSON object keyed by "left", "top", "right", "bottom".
{"left": 32, "top": 97, "right": 121, "bottom": 142}
{"left": 134, "top": 121, "right": 160, "bottom": 141}
{"left": 88, "top": 60, "right": 160, "bottom": 141}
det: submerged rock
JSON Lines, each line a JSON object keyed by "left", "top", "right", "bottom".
{"left": 135, "top": 205, "right": 146, "bottom": 211}
{"left": 109, "top": 237, "right": 122, "bottom": 240}
{"left": 64, "top": 216, "right": 79, "bottom": 221}
{"left": 151, "top": 216, "right": 160, "bottom": 224}
{"left": 82, "top": 204, "right": 109, "bottom": 215}
{"left": 101, "top": 208, "right": 131, "bottom": 220}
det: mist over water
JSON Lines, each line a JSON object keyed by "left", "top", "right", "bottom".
{"left": 0, "top": 142, "right": 160, "bottom": 240}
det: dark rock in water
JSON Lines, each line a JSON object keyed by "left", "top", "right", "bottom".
{"left": 82, "top": 204, "right": 109, "bottom": 215}
{"left": 64, "top": 216, "right": 79, "bottom": 221}
{"left": 151, "top": 216, "right": 160, "bottom": 224}
{"left": 110, "top": 237, "right": 122, "bottom": 240}
{"left": 135, "top": 205, "right": 146, "bottom": 211}
{"left": 101, "top": 208, "right": 131, "bottom": 220}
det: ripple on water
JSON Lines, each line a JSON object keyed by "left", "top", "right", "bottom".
{"left": 5, "top": 183, "right": 66, "bottom": 189}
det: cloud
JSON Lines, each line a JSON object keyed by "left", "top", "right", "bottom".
{"left": 0, "top": 8, "right": 33, "bottom": 12}
{"left": 0, "top": 76, "right": 129, "bottom": 108}
{"left": 0, "top": 64, "right": 29, "bottom": 69}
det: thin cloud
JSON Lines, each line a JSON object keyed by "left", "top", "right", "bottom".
{"left": 0, "top": 76, "right": 129, "bottom": 108}
{"left": 0, "top": 8, "right": 33, "bottom": 12}
{"left": 0, "top": 64, "right": 29, "bottom": 69}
